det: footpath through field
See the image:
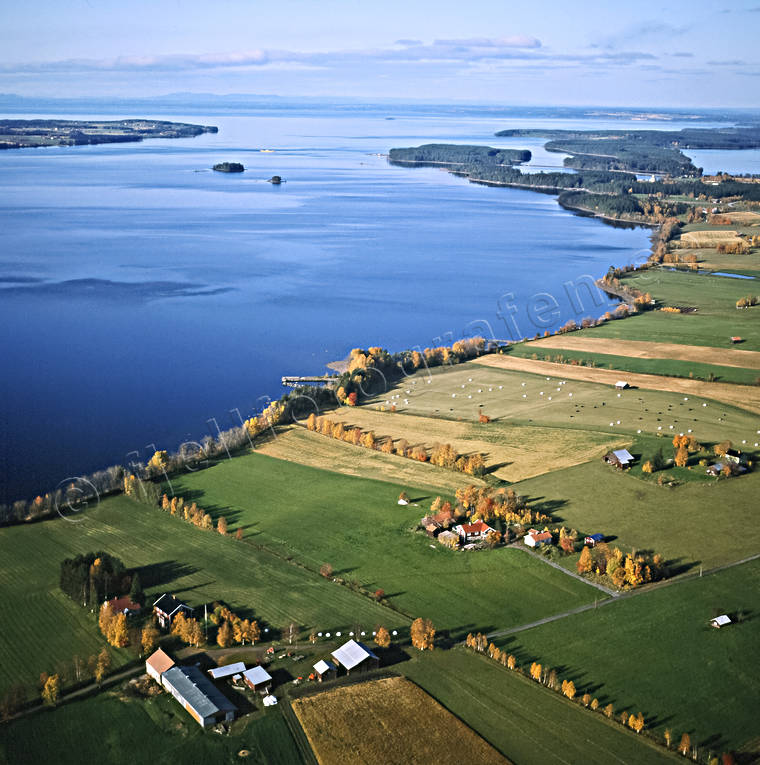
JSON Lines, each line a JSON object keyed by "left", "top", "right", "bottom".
{"left": 523, "top": 335, "right": 760, "bottom": 370}
{"left": 473, "top": 354, "right": 760, "bottom": 414}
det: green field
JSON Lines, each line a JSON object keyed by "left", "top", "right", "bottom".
{"left": 364, "top": 362, "right": 760, "bottom": 446}
{"left": 0, "top": 691, "right": 303, "bottom": 765}
{"left": 171, "top": 452, "right": 600, "bottom": 636}
{"left": 585, "top": 269, "right": 760, "bottom": 351}
{"left": 494, "top": 559, "right": 760, "bottom": 754}
{"left": 511, "top": 458, "right": 760, "bottom": 570}
{"left": 509, "top": 344, "right": 759, "bottom": 385}
{"left": 0, "top": 492, "right": 400, "bottom": 698}
{"left": 401, "top": 649, "right": 679, "bottom": 765}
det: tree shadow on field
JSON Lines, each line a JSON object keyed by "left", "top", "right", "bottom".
{"left": 666, "top": 556, "right": 699, "bottom": 576}
{"left": 486, "top": 460, "right": 512, "bottom": 474}
{"left": 133, "top": 560, "right": 198, "bottom": 589}
{"left": 408, "top": 496, "right": 429, "bottom": 504}
{"left": 523, "top": 495, "right": 568, "bottom": 517}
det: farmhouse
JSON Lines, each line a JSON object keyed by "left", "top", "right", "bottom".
{"left": 604, "top": 449, "right": 634, "bottom": 469}
{"left": 312, "top": 659, "right": 337, "bottom": 682}
{"left": 524, "top": 529, "right": 553, "bottom": 548}
{"left": 454, "top": 520, "right": 494, "bottom": 544}
{"left": 208, "top": 662, "right": 247, "bottom": 680}
{"left": 420, "top": 516, "right": 442, "bottom": 537}
{"left": 710, "top": 614, "right": 732, "bottom": 629}
{"left": 153, "top": 593, "right": 193, "bottom": 629}
{"left": 242, "top": 665, "right": 273, "bottom": 693}
{"left": 145, "top": 648, "right": 175, "bottom": 684}
{"left": 331, "top": 639, "right": 380, "bottom": 676}
{"left": 584, "top": 533, "right": 604, "bottom": 547}
{"left": 161, "top": 665, "right": 237, "bottom": 727}
{"left": 615, "top": 381, "right": 630, "bottom": 390}
{"left": 107, "top": 595, "right": 141, "bottom": 616}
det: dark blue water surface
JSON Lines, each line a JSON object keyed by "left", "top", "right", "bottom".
{"left": 2, "top": 105, "right": 730, "bottom": 502}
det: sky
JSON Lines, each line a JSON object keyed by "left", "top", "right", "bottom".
{"left": 1, "top": 0, "right": 759, "bottom": 106}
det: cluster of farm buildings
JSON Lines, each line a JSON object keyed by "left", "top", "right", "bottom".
{"left": 144, "top": 592, "right": 381, "bottom": 728}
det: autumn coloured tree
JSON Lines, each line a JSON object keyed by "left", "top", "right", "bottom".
{"left": 679, "top": 733, "right": 691, "bottom": 756}
{"left": 217, "top": 516, "right": 228, "bottom": 535}
{"left": 674, "top": 446, "right": 689, "bottom": 468}
{"left": 41, "top": 674, "right": 60, "bottom": 706}
{"left": 410, "top": 618, "right": 435, "bottom": 651}
{"left": 577, "top": 546, "right": 593, "bottom": 574}
{"left": 235, "top": 527, "right": 243, "bottom": 541}
{"left": 561, "top": 679, "right": 576, "bottom": 699}
{"left": 217, "top": 619, "right": 233, "bottom": 648}
{"left": 320, "top": 563, "right": 333, "bottom": 578}
{"left": 306, "top": 413, "right": 317, "bottom": 431}
{"left": 141, "top": 623, "right": 160, "bottom": 656}
{"left": 375, "top": 626, "right": 391, "bottom": 648}
{"left": 110, "top": 613, "right": 129, "bottom": 648}
{"left": 95, "top": 648, "right": 110, "bottom": 684}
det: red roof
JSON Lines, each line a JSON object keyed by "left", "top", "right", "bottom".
{"left": 460, "top": 521, "right": 492, "bottom": 534}
{"left": 528, "top": 530, "right": 553, "bottom": 542}
{"left": 108, "top": 596, "right": 141, "bottom": 613}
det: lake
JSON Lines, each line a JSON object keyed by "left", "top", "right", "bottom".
{"left": 0, "top": 104, "right": 749, "bottom": 503}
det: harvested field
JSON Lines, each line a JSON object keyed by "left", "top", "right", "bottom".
{"left": 720, "top": 211, "right": 760, "bottom": 224}
{"left": 256, "top": 426, "right": 485, "bottom": 492}
{"left": 525, "top": 335, "right": 760, "bottom": 370}
{"left": 324, "top": 407, "right": 626, "bottom": 482}
{"left": 679, "top": 229, "right": 742, "bottom": 247}
{"left": 290, "top": 676, "right": 509, "bottom": 765}
{"left": 473, "top": 354, "right": 760, "bottom": 414}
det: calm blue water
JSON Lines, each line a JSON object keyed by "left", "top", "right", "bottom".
{"left": 0, "top": 104, "right": 751, "bottom": 502}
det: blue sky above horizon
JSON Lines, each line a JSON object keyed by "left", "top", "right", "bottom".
{"left": 2, "top": 0, "right": 759, "bottom": 107}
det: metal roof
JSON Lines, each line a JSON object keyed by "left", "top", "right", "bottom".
{"left": 711, "top": 614, "right": 731, "bottom": 626}
{"left": 162, "top": 666, "right": 236, "bottom": 719}
{"left": 331, "top": 639, "right": 378, "bottom": 671}
{"left": 613, "top": 449, "right": 634, "bottom": 463}
{"left": 208, "top": 662, "right": 246, "bottom": 679}
{"left": 313, "top": 659, "right": 336, "bottom": 674}
{"left": 242, "top": 666, "right": 272, "bottom": 686}
{"left": 152, "top": 593, "right": 191, "bottom": 615}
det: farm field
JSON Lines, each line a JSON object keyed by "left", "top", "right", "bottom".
{"left": 474, "top": 354, "right": 760, "bottom": 415}
{"left": 511, "top": 459, "right": 760, "bottom": 570}
{"left": 256, "top": 426, "right": 486, "bottom": 492}
{"left": 171, "top": 452, "right": 601, "bottom": 635}
{"left": 697, "top": 251, "right": 760, "bottom": 272}
{"left": 509, "top": 345, "right": 759, "bottom": 385}
{"left": 291, "top": 676, "right": 508, "bottom": 765}
{"left": 521, "top": 335, "right": 760, "bottom": 370}
{"left": 316, "top": 404, "right": 627, "bottom": 482}
{"left": 0, "top": 690, "right": 303, "bottom": 765}
{"left": 0, "top": 493, "right": 399, "bottom": 698}
{"left": 366, "top": 360, "right": 760, "bottom": 443}
{"left": 494, "top": 559, "right": 760, "bottom": 755}
{"left": 401, "top": 649, "right": 679, "bottom": 765}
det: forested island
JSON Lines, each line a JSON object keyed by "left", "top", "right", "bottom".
{"left": 388, "top": 143, "right": 531, "bottom": 167}
{"left": 213, "top": 162, "right": 245, "bottom": 173}
{"left": 495, "top": 126, "right": 760, "bottom": 175}
{"left": 0, "top": 119, "right": 218, "bottom": 150}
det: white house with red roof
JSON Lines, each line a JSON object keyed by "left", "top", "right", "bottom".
{"left": 524, "top": 529, "right": 553, "bottom": 548}
{"left": 454, "top": 520, "right": 494, "bottom": 544}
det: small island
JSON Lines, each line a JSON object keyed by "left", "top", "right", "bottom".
{"left": 213, "top": 162, "right": 245, "bottom": 173}
{"left": 0, "top": 119, "right": 217, "bottom": 150}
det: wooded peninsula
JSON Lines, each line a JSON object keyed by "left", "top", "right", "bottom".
{"left": 0, "top": 119, "right": 218, "bottom": 150}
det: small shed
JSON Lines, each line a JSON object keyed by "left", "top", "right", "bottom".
{"left": 208, "top": 662, "right": 247, "bottom": 680}
{"left": 145, "top": 648, "right": 175, "bottom": 684}
{"left": 262, "top": 695, "right": 278, "bottom": 707}
{"left": 242, "top": 665, "right": 273, "bottom": 693}
{"left": 615, "top": 381, "right": 630, "bottom": 390}
{"left": 730, "top": 336, "right": 742, "bottom": 344}
{"left": 706, "top": 462, "right": 724, "bottom": 476}
{"left": 584, "top": 533, "right": 604, "bottom": 547}
{"left": 313, "top": 659, "right": 337, "bottom": 682}
{"left": 420, "top": 516, "right": 442, "bottom": 537}
{"left": 524, "top": 529, "right": 552, "bottom": 548}
{"left": 724, "top": 449, "right": 748, "bottom": 466}
{"left": 331, "top": 639, "right": 379, "bottom": 676}
{"left": 604, "top": 449, "right": 634, "bottom": 469}
{"left": 710, "top": 615, "right": 731, "bottom": 629}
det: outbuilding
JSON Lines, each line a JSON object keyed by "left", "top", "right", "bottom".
{"left": 161, "top": 665, "right": 236, "bottom": 727}
{"left": 331, "top": 639, "right": 379, "bottom": 676}
{"left": 584, "top": 533, "right": 604, "bottom": 547}
{"left": 524, "top": 529, "right": 552, "bottom": 548}
{"left": 312, "top": 659, "right": 337, "bottom": 682}
{"left": 145, "top": 648, "right": 175, "bottom": 684}
{"left": 107, "top": 595, "right": 142, "bottom": 617}
{"left": 604, "top": 449, "right": 634, "bottom": 469}
{"left": 710, "top": 615, "right": 731, "bottom": 629}
{"left": 615, "top": 381, "right": 630, "bottom": 390}
{"left": 242, "top": 665, "right": 273, "bottom": 694}
{"left": 208, "top": 662, "right": 247, "bottom": 680}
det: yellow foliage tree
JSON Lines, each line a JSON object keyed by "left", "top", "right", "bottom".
{"left": 577, "top": 546, "right": 593, "bottom": 574}
{"left": 41, "top": 674, "right": 60, "bottom": 706}
{"left": 217, "top": 619, "right": 233, "bottom": 648}
{"left": 375, "top": 626, "right": 391, "bottom": 648}
{"left": 410, "top": 617, "right": 435, "bottom": 651}
{"left": 141, "top": 623, "right": 159, "bottom": 656}
{"left": 110, "top": 613, "right": 129, "bottom": 648}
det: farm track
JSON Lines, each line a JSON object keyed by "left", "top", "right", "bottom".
{"left": 473, "top": 354, "right": 760, "bottom": 414}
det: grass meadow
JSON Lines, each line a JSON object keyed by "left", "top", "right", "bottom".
{"left": 170, "top": 452, "right": 600, "bottom": 636}
{"left": 0, "top": 691, "right": 302, "bottom": 765}
{"left": 0, "top": 491, "right": 399, "bottom": 698}
{"left": 401, "top": 649, "right": 680, "bottom": 765}
{"left": 494, "top": 559, "right": 760, "bottom": 754}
